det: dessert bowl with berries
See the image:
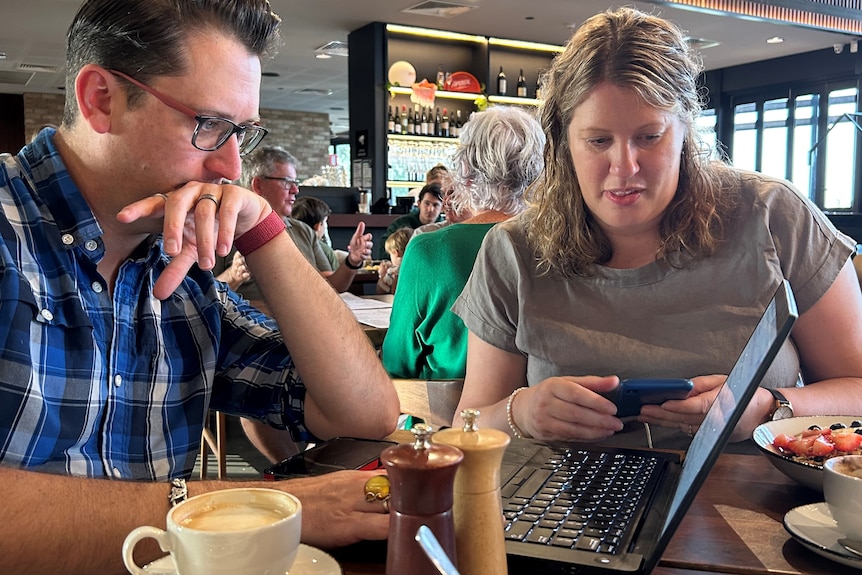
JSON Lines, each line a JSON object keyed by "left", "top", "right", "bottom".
{"left": 752, "top": 415, "right": 862, "bottom": 492}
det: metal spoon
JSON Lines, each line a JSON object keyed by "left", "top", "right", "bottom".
{"left": 838, "top": 538, "right": 862, "bottom": 558}
{"left": 415, "top": 525, "right": 461, "bottom": 575}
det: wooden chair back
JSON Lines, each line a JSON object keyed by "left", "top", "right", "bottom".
{"left": 392, "top": 378, "right": 464, "bottom": 429}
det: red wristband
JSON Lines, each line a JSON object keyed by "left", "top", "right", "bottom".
{"left": 233, "top": 211, "right": 286, "bottom": 255}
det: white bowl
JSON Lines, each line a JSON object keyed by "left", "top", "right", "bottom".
{"left": 752, "top": 415, "right": 862, "bottom": 492}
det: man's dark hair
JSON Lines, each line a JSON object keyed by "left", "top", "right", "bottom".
{"left": 418, "top": 182, "right": 443, "bottom": 203}
{"left": 63, "top": 0, "right": 282, "bottom": 126}
{"left": 291, "top": 196, "right": 332, "bottom": 229}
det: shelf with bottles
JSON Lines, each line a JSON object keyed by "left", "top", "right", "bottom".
{"left": 387, "top": 100, "right": 467, "bottom": 140}
{"left": 487, "top": 37, "right": 561, "bottom": 103}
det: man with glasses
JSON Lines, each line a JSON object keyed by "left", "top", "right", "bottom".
{"left": 215, "top": 146, "right": 374, "bottom": 300}
{"left": 0, "top": 0, "right": 398, "bottom": 572}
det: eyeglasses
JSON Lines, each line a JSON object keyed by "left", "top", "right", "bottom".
{"left": 261, "top": 176, "right": 301, "bottom": 189}
{"left": 108, "top": 69, "right": 269, "bottom": 156}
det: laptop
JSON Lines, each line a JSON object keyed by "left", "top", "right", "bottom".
{"left": 265, "top": 279, "right": 798, "bottom": 574}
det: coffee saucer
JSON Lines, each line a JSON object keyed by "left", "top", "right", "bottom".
{"left": 783, "top": 502, "right": 862, "bottom": 569}
{"left": 142, "top": 543, "right": 341, "bottom": 574}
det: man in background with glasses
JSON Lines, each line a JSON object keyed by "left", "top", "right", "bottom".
{"left": 215, "top": 146, "right": 374, "bottom": 301}
{"left": 0, "top": 0, "right": 398, "bottom": 572}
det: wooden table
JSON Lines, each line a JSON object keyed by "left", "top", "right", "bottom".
{"left": 331, "top": 446, "right": 832, "bottom": 575}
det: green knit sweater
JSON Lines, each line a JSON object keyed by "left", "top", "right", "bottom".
{"left": 382, "top": 223, "right": 496, "bottom": 379}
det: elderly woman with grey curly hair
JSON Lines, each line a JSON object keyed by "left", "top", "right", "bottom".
{"left": 382, "top": 105, "right": 545, "bottom": 380}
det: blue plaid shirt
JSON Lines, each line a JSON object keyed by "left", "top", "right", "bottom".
{"left": 0, "top": 129, "right": 311, "bottom": 480}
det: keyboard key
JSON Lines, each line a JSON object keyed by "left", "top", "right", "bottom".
{"left": 505, "top": 521, "right": 532, "bottom": 541}
{"left": 575, "top": 536, "right": 601, "bottom": 551}
{"left": 526, "top": 527, "right": 555, "bottom": 544}
{"left": 552, "top": 536, "right": 575, "bottom": 548}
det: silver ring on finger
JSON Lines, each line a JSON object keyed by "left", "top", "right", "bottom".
{"left": 153, "top": 193, "right": 169, "bottom": 201}
{"left": 197, "top": 193, "right": 220, "bottom": 210}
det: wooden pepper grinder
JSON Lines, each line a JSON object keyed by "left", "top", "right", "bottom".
{"left": 381, "top": 423, "right": 464, "bottom": 575}
{"left": 436, "top": 408, "right": 511, "bottom": 575}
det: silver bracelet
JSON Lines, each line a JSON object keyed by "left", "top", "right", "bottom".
{"left": 506, "top": 387, "right": 529, "bottom": 439}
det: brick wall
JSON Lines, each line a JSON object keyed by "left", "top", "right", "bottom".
{"left": 23, "top": 93, "right": 64, "bottom": 142}
{"left": 20, "top": 93, "right": 331, "bottom": 178}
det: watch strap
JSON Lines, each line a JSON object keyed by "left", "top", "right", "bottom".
{"left": 234, "top": 211, "right": 286, "bottom": 256}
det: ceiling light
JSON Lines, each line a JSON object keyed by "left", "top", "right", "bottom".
{"left": 766, "top": 36, "right": 784, "bottom": 44}
{"left": 315, "top": 53, "right": 332, "bottom": 59}
{"left": 0, "top": 52, "right": 6, "bottom": 60}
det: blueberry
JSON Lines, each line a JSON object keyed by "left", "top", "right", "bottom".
{"left": 807, "top": 425, "right": 822, "bottom": 431}
{"left": 850, "top": 420, "right": 862, "bottom": 428}
{"left": 830, "top": 422, "right": 847, "bottom": 430}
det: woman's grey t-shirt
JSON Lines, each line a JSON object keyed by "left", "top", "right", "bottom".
{"left": 452, "top": 171, "right": 855, "bottom": 448}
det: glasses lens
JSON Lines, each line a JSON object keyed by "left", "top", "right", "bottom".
{"left": 238, "top": 126, "right": 268, "bottom": 156}
{"left": 193, "top": 117, "right": 237, "bottom": 151}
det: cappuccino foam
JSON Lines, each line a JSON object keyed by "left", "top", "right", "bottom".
{"left": 181, "top": 503, "right": 288, "bottom": 531}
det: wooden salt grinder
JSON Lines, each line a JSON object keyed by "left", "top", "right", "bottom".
{"left": 436, "top": 408, "right": 511, "bottom": 575}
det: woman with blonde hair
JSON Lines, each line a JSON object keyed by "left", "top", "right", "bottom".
{"left": 452, "top": 7, "right": 862, "bottom": 449}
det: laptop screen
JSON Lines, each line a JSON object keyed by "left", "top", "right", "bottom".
{"left": 652, "top": 280, "right": 797, "bottom": 564}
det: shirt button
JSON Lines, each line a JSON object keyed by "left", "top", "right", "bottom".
{"left": 61, "top": 234, "right": 74, "bottom": 245}
{"left": 91, "top": 282, "right": 103, "bottom": 294}
{"left": 114, "top": 374, "right": 122, "bottom": 387}
{"left": 39, "top": 309, "right": 54, "bottom": 321}
{"left": 112, "top": 467, "right": 122, "bottom": 479}
{"left": 84, "top": 240, "right": 98, "bottom": 251}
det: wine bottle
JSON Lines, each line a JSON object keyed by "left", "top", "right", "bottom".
{"left": 400, "top": 105, "right": 408, "bottom": 134}
{"left": 394, "top": 105, "right": 402, "bottom": 134}
{"left": 441, "top": 108, "right": 450, "bottom": 138}
{"left": 407, "top": 106, "right": 415, "bottom": 135}
{"left": 497, "top": 66, "right": 507, "bottom": 96}
{"left": 453, "top": 109, "right": 462, "bottom": 139}
{"left": 421, "top": 106, "right": 429, "bottom": 136}
{"left": 388, "top": 105, "right": 395, "bottom": 133}
{"left": 517, "top": 68, "right": 527, "bottom": 97}
{"left": 434, "top": 107, "right": 442, "bottom": 137}
{"left": 437, "top": 64, "right": 446, "bottom": 90}
{"left": 535, "top": 73, "right": 544, "bottom": 100}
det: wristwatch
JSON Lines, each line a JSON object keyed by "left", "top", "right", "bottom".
{"left": 169, "top": 478, "right": 188, "bottom": 507}
{"left": 766, "top": 388, "right": 793, "bottom": 421}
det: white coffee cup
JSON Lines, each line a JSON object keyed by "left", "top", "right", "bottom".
{"left": 823, "top": 454, "right": 862, "bottom": 539}
{"left": 123, "top": 487, "right": 301, "bottom": 575}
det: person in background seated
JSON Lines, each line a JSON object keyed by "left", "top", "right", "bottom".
{"left": 292, "top": 195, "right": 340, "bottom": 270}
{"left": 214, "top": 146, "right": 373, "bottom": 296}
{"left": 451, "top": 7, "right": 862, "bottom": 449}
{"left": 0, "top": 1, "right": 399, "bottom": 572}
{"left": 411, "top": 175, "right": 473, "bottom": 239}
{"left": 377, "top": 228, "right": 413, "bottom": 295}
{"left": 383, "top": 106, "right": 544, "bottom": 380}
{"left": 378, "top": 182, "right": 443, "bottom": 259}
{"left": 406, "top": 163, "right": 450, "bottom": 202}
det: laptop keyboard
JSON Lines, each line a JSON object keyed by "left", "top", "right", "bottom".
{"left": 502, "top": 447, "right": 662, "bottom": 554}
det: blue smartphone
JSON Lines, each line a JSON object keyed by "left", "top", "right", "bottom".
{"left": 609, "top": 378, "right": 694, "bottom": 418}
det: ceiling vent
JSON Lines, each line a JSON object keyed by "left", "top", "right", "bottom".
{"left": 294, "top": 88, "right": 334, "bottom": 96}
{"left": 0, "top": 70, "right": 35, "bottom": 85}
{"left": 18, "top": 62, "right": 61, "bottom": 73}
{"left": 685, "top": 37, "right": 721, "bottom": 50}
{"left": 314, "top": 41, "right": 349, "bottom": 58}
{"left": 402, "top": 1, "right": 478, "bottom": 18}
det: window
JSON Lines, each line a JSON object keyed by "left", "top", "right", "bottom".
{"left": 728, "top": 85, "right": 858, "bottom": 211}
